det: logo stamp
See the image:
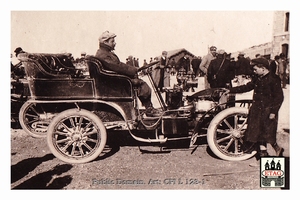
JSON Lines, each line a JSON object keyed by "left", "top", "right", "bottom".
{"left": 260, "top": 157, "right": 285, "bottom": 188}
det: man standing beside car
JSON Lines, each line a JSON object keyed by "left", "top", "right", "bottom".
{"left": 223, "top": 57, "right": 284, "bottom": 167}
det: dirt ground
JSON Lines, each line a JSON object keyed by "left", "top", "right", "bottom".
{"left": 10, "top": 86, "right": 290, "bottom": 190}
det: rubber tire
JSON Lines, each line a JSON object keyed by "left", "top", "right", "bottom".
{"left": 19, "top": 101, "right": 48, "bottom": 138}
{"left": 207, "top": 107, "right": 256, "bottom": 161}
{"left": 47, "top": 108, "right": 107, "bottom": 164}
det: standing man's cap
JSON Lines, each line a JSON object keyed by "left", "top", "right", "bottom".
{"left": 99, "top": 31, "right": 116, "bottom": 42}
{"left": 279, "top": 53, "right": 286, "bottom": 58}
{"left": 251, "top": 57, "right": 269, "bottom": 68}
{"left": 238, "top": 51, "right": 245, "bottom": 56}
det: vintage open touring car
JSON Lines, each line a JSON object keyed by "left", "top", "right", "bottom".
{"left": 16, "top": 51, "right": 255, "bottom": 164}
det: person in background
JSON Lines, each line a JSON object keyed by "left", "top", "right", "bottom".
{"left": 269, "top": 55, "right": 280, "bottom": 75}
{"left": 286, "top": 58, "right": 290, "bottom": 85}
{"left": 176, "top": 52, "right": 190, "bottom": 74}
{"left": 12, "top": 47, "right": 26, "bottom": 79}
{"left": 226, "top": 53, "right": 236, "bottom": 82}
{"left": 278, "top": 53, "right": 287, "bottom": 89}
{"left": 126, "top": 55, "right": 135, "bottom": 67}
{"left": 169, "top": 58, "right": 176, "bottom": 75}
{"left": 207, "top": 50, "right": 233, "bottom": 88}
{"left": 191, "top": 56, "right": 202, "bottom": 76}
{"left": 140, "top": 59, "right": 148, "bottom": 75}
{"left": 135, "top": 58, "right": 139, "bottom": 69}
{"left": 142, "top": 59, "right": 148, "bottom": 67}
{"left": 235, "top": 52, "right": 252, "bottom": 85}
{"left": 152, "top": 51, "right": 169, "bottom": 91}
{"left": 75, "top": 51, "right": 87, "bottom": 64}
{"left": 11, "top": 54, "right": 15, "bottom": 78}
{"left": 224, "top": 57, "right": 284, "bottom": 167}
{"left": 74, "top": 51, "right": 89, "bottom": 76}
{"left": 95, "top": 31, "right": 161, "bottom": 117}
{"left": 199, "top": 46, "right": 217, "bottom": 88}
{"left": 255, "top": 53, "right": 262, "bottom": 58}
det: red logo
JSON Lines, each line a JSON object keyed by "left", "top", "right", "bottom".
{"left": 262, "top": 170, "right": 284, "bottom": 177}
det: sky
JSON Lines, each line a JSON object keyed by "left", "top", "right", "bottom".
{"left": 10, "top": 11, "right": 274, "bottom": 63}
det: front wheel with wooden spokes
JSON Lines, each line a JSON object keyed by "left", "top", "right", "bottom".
{"left": 47, "top": 109, "right": 107, "bottom": 164}
{"left": 207, "top": 107, "right": 256, "bottom": 161}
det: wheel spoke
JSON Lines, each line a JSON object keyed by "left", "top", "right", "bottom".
{"left": 55, "top": 130, "right": 71, "bottom": 137}
{"left": 224, "top": 138, "right": 234, "bottom": 151}
{"left": 234, "top": 115, "right": 238, "bottom": 129}
{"left": 56, "top": 137, "right": 71, "bottom": 144}
{"left": 234, "top": 139, "right": 239, "bottom": 153}
{"left": 216, "top": 128, "right": 231, "bottom": 134}
{"left": 83, "top": 128, "right": 98, "bottom": 136}
{"left": 217, "top": 135, "right": 231, "bottom": 143}
{"left": 60, "top": 141, "right": 73, "bottom": 152}
{"left": 82, "top": 122, "right": 93, "bottom": 132}
{"left": 71, "top": 143, "right": 76, "bottom": 156}
{"left": 26, "top": 118, "right": 40, "bottom": 124}
{"left": 86, "top": 138, "right": 99, "bottom": 143}
{"left": 223, "top": 119, "right": 234, "bottom": 130}
{"left": 79, "top": 145, "right": 85, "bottom": 156}
{"left": 78, "top": 116, "right": 83, "bottom": 128}
{"left": 25, "top": 113, "right": 39, "bottom": 118}
{"left": 28, "top": 105, "right": 40, "bottom": 116}
{"left": 61, "top": 122, "right": 74, "bottom": 133}
{"left": 237, "top": 118, "right": 247, "bottom": 131}
{"left": 82, "top": 142, "right": 93, "bottom": 151}
{"left": 69, "top": 117, "right": 75, "bottom": 128}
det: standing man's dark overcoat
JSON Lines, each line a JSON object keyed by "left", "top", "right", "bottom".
{"left": 229, "top": 73, "right": 284, "bottom": 144}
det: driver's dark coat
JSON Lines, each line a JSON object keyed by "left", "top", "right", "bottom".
{"left": 95, "top": 43, "right": 137, "bottom": 78}
{"left": 229, "top": 72, "right": 284, "bottom": 144}
{"left": 95, "top": 43, "right": 152, "bottom": 106}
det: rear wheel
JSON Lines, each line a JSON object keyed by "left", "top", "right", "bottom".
{"left": 47, "top": 108, "right": 107, "bottom": 164}
{"left": 207, "top": 107, "right": 256, "bottom": 161}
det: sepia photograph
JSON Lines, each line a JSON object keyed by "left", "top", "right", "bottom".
{"left": 4, "top": 0, "right": 298, "bottom": 196}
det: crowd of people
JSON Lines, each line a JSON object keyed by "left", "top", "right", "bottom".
{"left": 12, "top": 44, "right": 289, "bottom": 93}
{"left": 119, "top": 45, "right": 289, "bottom": 93}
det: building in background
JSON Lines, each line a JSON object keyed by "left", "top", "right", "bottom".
{"left": 272, "top": 11, "right": 290, "bottom": 59}
{"left": 231, "top": 11, "right": 290, "bottom": 60}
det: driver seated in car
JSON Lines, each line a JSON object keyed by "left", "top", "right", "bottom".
{"left": 95, "top": 31, "right": 161, "bottom": 117}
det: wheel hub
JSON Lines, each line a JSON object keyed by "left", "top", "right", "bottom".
{"left": 231, "top": 129, "right": 242, "bottom": 138}
{"left": 72, "top": 133, "right": 82, "bottom": 141}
